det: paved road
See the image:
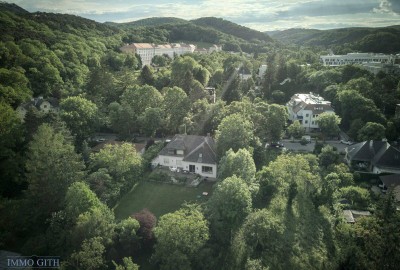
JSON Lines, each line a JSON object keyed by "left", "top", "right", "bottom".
{"left": 280, "top": 139, "right": 348, "bottom": 154}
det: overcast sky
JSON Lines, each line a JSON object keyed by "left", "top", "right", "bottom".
{"left": 4, "top": 0, "right": 400, "bottom": 31}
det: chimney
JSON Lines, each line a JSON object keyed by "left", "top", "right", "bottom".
{"left": 369, "top": 140, "right": 375, "bottom": 155}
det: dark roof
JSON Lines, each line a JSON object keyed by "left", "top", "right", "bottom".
{"left": 347, "top": 140, "right": 388, "bottom": 162}
{"left": 374, "top": 146, "right": 400, "bottom": 169}
{"left": 347, "top": 140, "right": 400, "bottom": 169}
{"left": 159, "top": 135, "right": 216, "bottom": 165}
{"left": 379, "top": 174, "right": 400, "bottom": 188}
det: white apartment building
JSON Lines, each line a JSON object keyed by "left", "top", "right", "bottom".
{"left": 120, "top": 43, "right": 196, "bottom": 66}
{"left": 320, "top": 53, "right": 393, "bottom": 67}
{"left": 287, "top": 93, "right": 335, "bottom": 131}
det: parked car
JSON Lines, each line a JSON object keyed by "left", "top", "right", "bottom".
{"left": 267, "top": 141, "right": 284, "bottom": 148}
{"left": 340, "top": 140, "right": 353, "bottom": 145}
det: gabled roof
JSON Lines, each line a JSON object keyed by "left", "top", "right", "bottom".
{"left": 374, "top": 145, "right": 400, "bottom": 168}
{"left": 380, "top": 174, "right": 400, "bottom": 188}
{"left": 159, "top": 135, "right": 216, "bottom": 165}
{"left": 347, "top": 140, "right": 388, "bottom": 162}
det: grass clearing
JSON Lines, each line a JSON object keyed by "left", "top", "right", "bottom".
{"left": 114, "top": 180, "right": 215, "bottom": 220}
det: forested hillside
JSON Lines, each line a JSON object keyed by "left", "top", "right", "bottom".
{"left": 106, "top": 17, "right": 188, "bottom": 28}
{"left": 1, "top": 3, "right": 400, "bottom": 270}
{"left": 268, "top": 25, "right": 400, "bottom": 54}
{"left": 191, "top": 17, "right": 273, "bottom": 42}
{"left": 111, "top": 16, "right": 275, "bottom": 53}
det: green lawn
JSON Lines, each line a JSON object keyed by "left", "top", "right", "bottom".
{"left": 114, "top": 181, "right": 215, "bottom": 220}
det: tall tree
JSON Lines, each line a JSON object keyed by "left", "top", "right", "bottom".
{"left": 357, "top": 122, "right": 386, "bottom": 141}
{"left": 162, "top": 86, "right": 190, "bottom": 134}
{"left": 216, "top": 113, "right": 255, "bottom": 159}
{"left": 206, "top": 176, "right": 252, "bottom": 245}
{"left": 218, "top": 148, "right": 256, "bottom": 185}
{"left": 265, "top": 104, "right": 288, "bottom": 142}
{"left": 25, "top": 124, "right": 85, "bottom": 223}
{"left": 316, "top": 112, "right": 341, "bottom": 140}
{"left": 139, "top": 65, "right": 155, "bottom": 86}
{"left": 90, "top": 143, "right": 143, "bottom": 196}
{"left": 0, "top": 101, "right": 24, "bottom": 197}
{"left": 60, "top": 96, "right": 99, "bottom": 144}
{"left": 153, "top": 205, "right": 209, "bottom": 270}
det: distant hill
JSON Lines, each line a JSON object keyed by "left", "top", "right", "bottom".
{"left": 29, "top": 12, "right": 120, "bottom": 36}
{"left": 192, "top": 17, "right": 273, "bottom": 42}
{"left": 0, "top": 1, "right": 29, "bottom": 14}
{"left": 110, "top": 16, "right": 275, "bottom": 53}
{"left": 106, "top": 17, "right": 187, "bottom": 28}
{"left": 267, "top": 26, "right": 400, "bottom": 53}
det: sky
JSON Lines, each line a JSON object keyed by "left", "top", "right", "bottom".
{"left": 3, "top": 0, "right": 400, "bottom": 31}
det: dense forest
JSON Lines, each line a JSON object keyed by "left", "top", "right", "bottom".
{"left": 1, "top": 3, "right": 400, "bottom": 270}
{"left": 267, "top": 25, "right": 400, "bottom": 54}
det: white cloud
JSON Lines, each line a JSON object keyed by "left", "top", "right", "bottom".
{"left": 3, "top": 0, "right": 400, "bottom": 30}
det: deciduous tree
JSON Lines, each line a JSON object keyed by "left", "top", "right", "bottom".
{"left": 153, "top": 205, "right": 209, "bottom": 270}
{"left": 206, "top": 176, "right": 252, "bottom": 245}
{"left": 216, "top": 113, "right": 254, "bottom": 158}
{"left": 316, "top": 112, "right": 341, "bottom": 140}
{"left": 357, "top": 122, "right": 386, "bottom": 141}
{"left": 25, "top": 124, "right": 85, "bottom": 222}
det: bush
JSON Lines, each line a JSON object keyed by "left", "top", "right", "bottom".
{"left": 148, "top": 171, "right": 170, "bottom": 182}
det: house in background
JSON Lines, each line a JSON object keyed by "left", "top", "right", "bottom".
{"left": 152, "top": 134, "right": 217, "bottom": 179}
{"left": 16, "top": 96, "right": 59, "bottom": 120}
{"left": 345, "top": 140, "right": 400, "bottom": 174}
{"left": 286, "top": 93, "right": 335, "bottom": 131}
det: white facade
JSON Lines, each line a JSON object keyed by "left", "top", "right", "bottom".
{"left": 258, "top": 64, "right": 267, "bottom": 78}
{"left": 287, "top": 93, "right": 335, "bottom": 131}
{"left": 120, "top": 43, "right": 196, "bottom": 66}
{"left": 158, "top": 155, "right": 217, "bottom": 178}
{"left": 320, "top": 53, "right": 393, "bottom": 67}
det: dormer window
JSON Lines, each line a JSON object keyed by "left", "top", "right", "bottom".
{"left": 177, "top": 150, "right": 184, "bottom": 155}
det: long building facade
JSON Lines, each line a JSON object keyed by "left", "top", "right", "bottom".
{"left": 320, "top": 53, "right": 394, "bottom": 67}
{"left": 120, "top": 43, "right": 196, "bottom": 66}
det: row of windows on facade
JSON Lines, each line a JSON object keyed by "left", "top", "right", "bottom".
{"left": 304, "top": 120, "right": 316, "bottom": 125}
{"left": 163, "top": 158, "right": 213, "bottom": 174}
{"left": 304, "top": 113, "right": 320, "bottom": 118}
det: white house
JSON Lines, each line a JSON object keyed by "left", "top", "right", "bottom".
{"left": 152, "top": 134, "right": 217, "bottom": 179}
{"left": 16, "top": 96, "right": 59, "bottom": 121}
{"left": 286, "top": 93, "right": 334, "bottom": 131}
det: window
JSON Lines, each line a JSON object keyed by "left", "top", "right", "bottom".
{"left": 189, "top": 164, "right": 195, "bottom": 173}
{"left": 305, "top": 113, "right": 309, "bottom": 117}
{"left": 202, "top": 166, "right": 213, "bottom": 174}
{"left": 312, "top": 121, "right": 315, "bottom": 125}
{"left": 305, "top": 120, "right": 308, "bottom": 124}
{"left": 177, "top": 150, "right": 184, "bottom": 155}
{"left": 163, "top": 158, "right": 169, "bottom": 164}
